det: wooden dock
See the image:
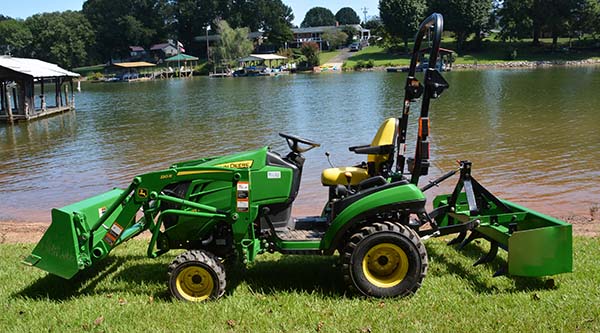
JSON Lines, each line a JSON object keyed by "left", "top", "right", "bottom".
{"left": 0, "top": 56, "right": 79, "bottom": 123}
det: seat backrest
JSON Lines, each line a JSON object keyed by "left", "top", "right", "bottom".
{"left": 368, "top": 118, "right": 398, "bottom": 162}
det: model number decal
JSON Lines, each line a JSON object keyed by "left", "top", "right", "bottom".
{"left": 267, "top": 171, "right": 281, "bottom": 179}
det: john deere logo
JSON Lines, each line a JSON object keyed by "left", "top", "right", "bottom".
{"left": 137, "top": 188, "right": 148, "bottom": 198}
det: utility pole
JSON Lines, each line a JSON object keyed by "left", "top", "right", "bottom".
{"left": 361, "top": 7, "right": 368, "bottom": 23}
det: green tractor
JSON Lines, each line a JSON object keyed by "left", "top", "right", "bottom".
{"left": 24, "top": 14, "right": 572, "bottom": 301}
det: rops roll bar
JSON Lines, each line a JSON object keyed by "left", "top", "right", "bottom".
{"left": 394, "top": 13, "right": 449, "bottom": 186}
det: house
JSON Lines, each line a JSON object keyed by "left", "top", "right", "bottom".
{"left": 129, "top": 46, "right": 147, "bottom": 60}
{"left": 291, "top": 25, "right": 370, "bottom": 49}
{"left": 149, "top": 42, "right": 178, "bottom": 61}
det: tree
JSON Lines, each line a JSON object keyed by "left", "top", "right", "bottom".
{"left": 256, "top": 0, "right": 295, "bottom": 49}
{"left": 25, "top": 11, "right": 95, "bottom": 68}
{"left": 322, "top": 29, "right": 348, "bottom": 49}
{"left": 264, "top": 19, "right": 293, "bottom": 49}
{"left": 428, "top": 0, "right": 492, "bottom": 51}
{"left": 82, "top": 0, "right": 170, "bottom": 62}
{"left": 300, "top": 41, "right": 320, "bottom": 67}
{"left": 171, "top": 0, "right": 218, "bottom": 57}
{"left": 213, "top": 19, "right": 253, "bottom": 66}
{"left": 301, "top": 7, "right": 336, "bottom": 27}
{"left": 341, "top": 25, "right": 358, "bottom": 45}
{"left": 499, "top": 0, "right": 533, "bottom": 42}
{"left": 379, "top": 0, "right": 426, "bottom": 51}
{"left": 0, "top": 19, "right": 33, "bottom": 57}
{"left": 335, "top": 7, "right": 360, "bottom": 25}
{"left": 570, "top": 0, "right": 600, "bottom": 38}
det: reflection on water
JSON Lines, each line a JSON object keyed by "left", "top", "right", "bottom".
{"left": 1, "top": 68, "right": 599, "bottom": 221}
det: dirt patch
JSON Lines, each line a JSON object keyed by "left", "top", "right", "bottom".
{"left": 559, "top": 215, "right": 599, "bottom": 237}
{"left": 0, "top": 221, "right": 49, "bottom": 244}
{"left": 1, "top": 214, "right": 597, "bottom": 244}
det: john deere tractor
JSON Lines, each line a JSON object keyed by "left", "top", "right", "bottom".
{"left": 24, "top": 14, "right": 572, "bottom": 301}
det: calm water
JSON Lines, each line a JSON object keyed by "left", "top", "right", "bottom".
{"left": 1, "top": 67, "right": 599, "bottom": 222}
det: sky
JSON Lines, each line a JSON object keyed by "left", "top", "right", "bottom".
{"left": 1, "top": 0, "right": 381, "bottom": 27}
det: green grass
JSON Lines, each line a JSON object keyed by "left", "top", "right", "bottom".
{"left": 344, "top": 36, "right": 600, "bottom": 68}
{"left": 2, "top": 237, "right": 598, "bottom": 332}
{"left": 345, "top": 46, "right": 411, "bottom": 68}
{"left": 72, "top": 64, "right": 107, "bottom": 76}
{"left": 319, "top": 50, "right": 342, "bottom": 64}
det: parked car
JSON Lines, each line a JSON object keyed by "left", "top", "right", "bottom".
{"left": 349, "top": 42, "right": 362, "bottom": 52}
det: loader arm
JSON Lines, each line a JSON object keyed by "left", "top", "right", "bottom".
{"left": 23, "top": 166, "right": 236, "bottom": 279}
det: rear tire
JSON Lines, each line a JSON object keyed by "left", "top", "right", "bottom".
{"left": 341, "top": 222, "right": 427, "bottom": 297}
{"left": 168, "top": 249, "right": 226, "bottom": 302}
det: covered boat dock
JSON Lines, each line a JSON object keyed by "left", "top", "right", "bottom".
{"left": 0, "top": 56, "right": 79, "bottom": 123}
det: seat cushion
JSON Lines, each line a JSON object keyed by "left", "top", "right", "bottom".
{"left": 321, "top": 167, "right": 369, "bottom": 186}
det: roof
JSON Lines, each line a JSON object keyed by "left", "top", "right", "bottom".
{"left": 0, "top": 56, "right": 80, "bottom": 78}
{"left": 165, "top": 54, "right": 199, "bottom": 62}
{"left": 112, "top": 61, "right": 156, "bottom": 68}
{"left": 419, "top": 47, "right": 455, "bottom": 55}
{"left": 237, "top": 54, "right": 287, "bottom": 62}
{"left": 129, "top": 46, "right": 145, "bottom": 52}
{"left": 150, "top": 43, "right": 173, "bottom": 51}
{"left": 195, "top": 31, "right": 264, "bottom": 42}
{"left": 292, "top": 24, "right": 368, "bottom": 34}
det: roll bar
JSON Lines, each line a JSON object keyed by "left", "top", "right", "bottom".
{"left": 394, "top": 13, "right": 449, "bottom": 186}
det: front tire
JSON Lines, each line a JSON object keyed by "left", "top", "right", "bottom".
{"left": 168, "top": 249, "right": 226, "bottom": 302}
{"left": 342, "top": 222, "right": 427, "bottom": 297}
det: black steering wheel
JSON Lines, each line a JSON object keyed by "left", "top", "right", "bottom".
{"left": 279, "top": 132, "right": 321, "bottom": 154}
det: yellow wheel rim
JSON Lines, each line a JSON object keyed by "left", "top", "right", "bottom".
{"left": 362, "top": 243, "right": 409, "bottom": 288}
{"left": 175, "top": 266, "right": 214, "bottom": 302}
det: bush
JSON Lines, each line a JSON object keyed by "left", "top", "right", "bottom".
{"left": 505, "top": 47, "right": 518, "bottom": 60}
{"left": 366, "top": 59, "right": 375, "bottom": 68}
{"left": 300, "top": 42, "right": 320, "bottom": 68}
{"left": 87, "top": 72, "right": 104, "bottom": 80}
{"left": 354, "top": 60, "right": 365, "bottom": 70}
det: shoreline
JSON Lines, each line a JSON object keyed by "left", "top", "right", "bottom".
{"left": 350, "top": 58, "right": 600, "bottom": 72}
{"left": 2, "top": 213, "right": 597, "bottom": 245}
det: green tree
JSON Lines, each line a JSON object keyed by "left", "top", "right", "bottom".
{"left": 570, "top": 0, "right": 600, "bottom": 38}
{"left": 499, "top": 0, "right": 533, "bottom": 42}
{"left": 322, "top": 29, "right": 348, "bottom": 49}
{"left": 428, "top": 0, "right": 492, "bottom": 51}
{"left": 82, "top": 0, "right": 170, "bottom": 62}
{"left": 213, "top": 19, "right": 253, "bottom": 66}
{"left": 335, "top": 7, "right": 360, "bottom": 25}
{"left": 264, "top": 19, "right": 293, "bottom": 49}
{"left": 301, "top": 7, "right": 336, "bottom": 27}
{"left": 300, "top": 41, "right": 320, "bottom": 67}
{"left": 171, "top": 0, "right": 218, "bottom": 57}
{"left": 25, "top": 11, "right": 95, "bottom": 68}
{"left": 379, "top": 0, "right": 426, "bottom": 51}
{"left": 0, "top": 19, "right": 33, "bottom": 57}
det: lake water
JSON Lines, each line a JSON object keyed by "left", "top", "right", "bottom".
{"left": 1, "top": 67, "right": 599, "bottom": 222}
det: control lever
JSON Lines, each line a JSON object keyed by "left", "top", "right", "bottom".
{"left": 325, "top": 151, "right": 335, "bottom": 168}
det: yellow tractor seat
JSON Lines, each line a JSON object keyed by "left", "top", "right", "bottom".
{"left": 320, "top": 118, "right": 398, "bottom": 187}
{"left": 321, "top": 167, "right": 369, "bottom": 186}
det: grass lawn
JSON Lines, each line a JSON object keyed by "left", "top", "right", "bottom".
{"left": 2, "top": 237, "right": 598, "bottom": 332}
{"left": 345, "top": 46, "right": 411, "bottom": 68}
{"left": 344, "top": 36, "right": 600, "bottom": 68}
{"left": 319, "top": 50, "right": 342, "bottom": 64}
{"left": 72, "top": 64, "right": 106, "bottom": 76}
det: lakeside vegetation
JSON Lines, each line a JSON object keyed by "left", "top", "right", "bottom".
{"left": 1, "top": 1, "right": 599, "bottom": 72}
{"left": 345, "top": 35, "right": 600, "bottom": 69}
{"left": 2, "top": 237, "right": 598, "bottom": 331}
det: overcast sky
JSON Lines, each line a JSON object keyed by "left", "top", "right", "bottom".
{"left": 1, "top": 0, "right": 381, "bottom": 27}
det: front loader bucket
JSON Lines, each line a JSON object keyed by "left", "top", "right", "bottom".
{"left": 433, "top": 194, "right": 573, "bottom": 277}
{"left": 23, "top": 189, "right": 125, "bottom": 279}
